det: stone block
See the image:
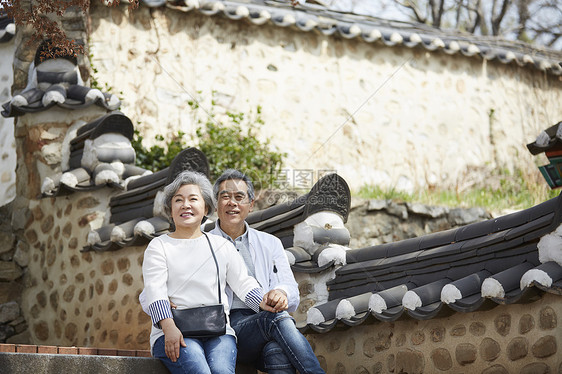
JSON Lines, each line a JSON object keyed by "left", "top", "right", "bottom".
{"left": 78, "top": 347, "right": 98, "bottom": 355}
{"left": 430, "top": 348, "right": 452, "bottom": 371}
{"left": 386, "top": 202, "right": 408, "bottom": 220}
{"left": 0, "top": 281, "right": 23, "bottom": 304}
{"left": 406, "top": 203, "right": 448, "bottom": 218}
{"left": 519, "top": 314, "right": 535, "bottom": 334}
{"left": 367, "top": 200, "right": 388, "bottom": 211}
{"left": 395, "top": 349, "right": 424, "bottom": 374}
{"left": 0, "top": 352, "right": 169, "bottom": 373}
{"left": 531, "top": 335, "right": 557, "bottom": 358}
{"left": 469, "top": 321, "right": 485, "bottom": 336}
{"left": 135, "top": 350, "right": 151, "bottom": 357}
{"left": 455, "top": 343, "right": 477, "bottom": 365}
{"left": 13, "top": 241, "right": 30, "bottom": 268}
{"left": 345, "top": 337, "right": 355, "bottom": 356}
{"left": 480, "top": 337, "right": 501, "bottom": 362}
{"left": 448, "top": 207, "right": 489, "bottom": 225}
{"left": 0, "top": 232, "right": 15, "bottom": 254}
{"left": 494, "top": 313, "right": 511, "bottom": 336}
{"left": 117, "top": 349, "right": 136, "bottom": 357}
{"left": 411, "top": 330, "right": 425, "bottom": 345}
{"left": 11, "top": 205, "right": 30, "bottom": 231}
{"left": 97, "top": 348, "right": 118, "bottom": 356}
{"left": 450, "top": 324, "right": 466, "bottom": 336}
{"left": 507, "top": 337, "right": 528, "bottom": 361}
{"left": 539, "top": 307, "right": 557, "bottom": 330}
{"left": 520, "top": 362, "right": 551, "bottom": 374}
{"left": 386, "top": 354, "right": 395, "bottom": 373}
{"left": 0, "top": 301, "right": 20, "bottom": 323}
{"left": 40, "top": 143, "right": 62, "bottom": 165}
{"left": 0, "top": 262, "right": 23, "bottom": 282}
{"left": 37, "top": 346, "right": 58, "bottom": 354}
{"left": 0, "top": 343, "right": 16, "bottom": 352}
{"left": 58, "top": 347, "right": 78, "bottom": 355}
{"left": 0, "top": 324, "right": 16, "bottom": 341}
{"left": 15, "top": 344, "right": 37, "bottom": 353}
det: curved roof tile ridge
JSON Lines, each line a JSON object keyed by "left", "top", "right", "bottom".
{"left": 2, "top": 41, "right": 121, "bottom": 118}
{"left": 41, "top": 111, "right": 151, "bottom": 197}
{"left": 302, "top": 193, "right": 562, "bottom": 333}
{"left": 0, "top": 14, "right": 15, "bottom": 44}
{"left": 139, "top": 0, "right": 562, "bottom": 75}
{"left": 83, "top": 155, "right": 351, "bottom": 253}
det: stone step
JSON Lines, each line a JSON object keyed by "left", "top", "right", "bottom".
{"left": 0, "top": 344, "right": 258, "bottom": 373}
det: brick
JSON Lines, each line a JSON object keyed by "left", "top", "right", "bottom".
{"left": 0, "top": 344, "right": 16, "bottom": 352}
{"left": 16, "top": 344, "right": 37, "bottom": 353}
{"left": 97, "top": 348, "right": 117, "bottom": 356}
{"left": 78, "top": 347, "right": 98, "bottom": 355}
{"left": 136, "top": 350, "right": 152, "bottom": 357}
{"left": 37, "top": 345, "right": 58, "bottom": 354}
{"left": 117, "top": 349, "right": 137, "bottom": 357}
{"left": 58, "top": 347, "right": 78, "bottom": 355}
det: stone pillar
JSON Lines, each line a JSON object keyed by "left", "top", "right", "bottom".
{"left": 0, "top": 0, "right": 92, "bottom": 344}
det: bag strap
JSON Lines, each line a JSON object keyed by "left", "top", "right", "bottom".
{"left": 203, "top": 232, "right": 221, "bottom": 304}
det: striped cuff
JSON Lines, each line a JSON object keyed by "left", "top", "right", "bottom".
{"left": 244, "top": 288, "right": 264, "bottom": 313}
{"left": 148, "top": 299, "right": 173, "bottom": 327}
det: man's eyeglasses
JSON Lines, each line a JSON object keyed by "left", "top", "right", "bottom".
{"left": 219, "top": 191, "right": 250, "bottom": 204}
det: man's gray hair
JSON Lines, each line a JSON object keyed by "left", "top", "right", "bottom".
{"left": 213, "top": 169, "right": 255, "bottom": 202}
{"left": 161, "top": 170, "right": 216, "bottom": 221}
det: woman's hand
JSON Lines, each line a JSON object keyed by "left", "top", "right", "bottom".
{"left": 160, "top": 318, "right": 186, "bottom": 362}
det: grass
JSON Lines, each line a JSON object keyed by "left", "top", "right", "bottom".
{"left": 355, "top": 168, "right": 560, "bottom": 212}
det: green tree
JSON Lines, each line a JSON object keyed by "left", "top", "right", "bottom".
{"left": 132, "top": 100, "right": 285, "bottom": 190}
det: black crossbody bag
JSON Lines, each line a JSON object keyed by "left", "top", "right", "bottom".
{"left": 170, "top": 233, "right": 227, "bottom": 338}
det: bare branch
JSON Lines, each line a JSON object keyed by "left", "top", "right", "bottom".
{"left": 491, "top": 0, "right": 512, "bottom": 36}
{"left": 429, "top": 0, "right": 445, "bottom": 28}
{"left": 395, "top": 0, "right": 427, "bottom": 23}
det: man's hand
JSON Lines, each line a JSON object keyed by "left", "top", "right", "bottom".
{"left": 263, "top": 289, "right": 288, "bottom": 312}
{"left": 160, "top": 318, "right": 186, "bottom": 362}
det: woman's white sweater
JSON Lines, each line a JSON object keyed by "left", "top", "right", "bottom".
{"left": 142, "top": 233, "right": 263, "bottom": 349}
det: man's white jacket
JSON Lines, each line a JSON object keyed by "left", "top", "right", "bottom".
{"left": 211, "top": 225, "right": 300, "bottom": 313}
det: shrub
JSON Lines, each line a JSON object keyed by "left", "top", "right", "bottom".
{"left": 132, "top": 101, "right": 285, "bottom": 189}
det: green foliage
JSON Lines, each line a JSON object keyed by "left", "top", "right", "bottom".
{"left": 193, "top": 105, "right": 285, "bottom": 190}
{"left": 88, "top": 51, "right": 121, "bottom": 96}
{"left": 131, "top": 130, "right": 186, "bottom": 172}
{"left": 131, "top": 99, "right": 286, "bottom": 190}
{"left": 357, "top": 168, "right": 559, "bottom": 211}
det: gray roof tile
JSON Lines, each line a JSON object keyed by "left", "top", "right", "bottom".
{"left": 304, "top": 192, "right": 562, "bottom": 333}
{"left": 140, "top": 0, "right": 562, "bottom": 76}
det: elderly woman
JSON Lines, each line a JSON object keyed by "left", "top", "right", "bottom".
{"left": 142, "top": 170, "right": 273, "bottom": 374}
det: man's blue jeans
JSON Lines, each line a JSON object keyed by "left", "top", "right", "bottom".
{"left": 230, "top": 309, "right": 325, "bottom": 374}
{"left": 153, "top": 334, "right": 237, "bottom": 374}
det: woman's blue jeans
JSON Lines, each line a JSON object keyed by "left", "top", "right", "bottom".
{"left": 153, "top": 334, "right": 237, "bottom": 374}
{"left": 230, "top": 309, "right": 325, "bottom": 374}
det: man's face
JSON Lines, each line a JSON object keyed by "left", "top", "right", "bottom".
{"left": 217, "top": 179, "right": 254, "bottom": 230}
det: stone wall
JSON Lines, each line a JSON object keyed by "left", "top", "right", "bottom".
{"left": 0, "top": 36, "right": 16, "bottom": 206}
{"left": 306, "top": 292, "right": 561, "bottom": 373}
{"left": 291, "top": 198, "right": 491, "bottom": 323}
{"left": 1, "top": 108, "right": 152, "bottom": 349}
{"left": 88, "top": 2, "right": 562, "bottom": 192}
{"left": 345, "top": 197, "right": 491, "bottom": 249}
{"left": 1, "top": 117, "right": 495, "bottom": 350}
{"left": 3, "top": 106, "right": 561, "bottom": 374}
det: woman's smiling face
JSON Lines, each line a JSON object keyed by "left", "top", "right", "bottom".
{"left": 170, "top": 184, "right": 208, "bottom": 231}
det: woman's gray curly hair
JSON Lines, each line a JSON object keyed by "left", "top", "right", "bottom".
{"left": 159, "top": 170, "right": 216, "bottom": 222}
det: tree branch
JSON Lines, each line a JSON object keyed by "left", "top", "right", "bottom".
{"left": 429, "top": 0, "right": 445, "bottom": 28}
{"left": 395, "top": 0, "right": 427, "bottom": 23}
{"left": 491, "top": 0, "right": 511, "bottom": 36}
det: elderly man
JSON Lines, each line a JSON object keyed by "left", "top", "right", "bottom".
{"left": 211, "top": 169, "right": 324, "bottom": 374}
